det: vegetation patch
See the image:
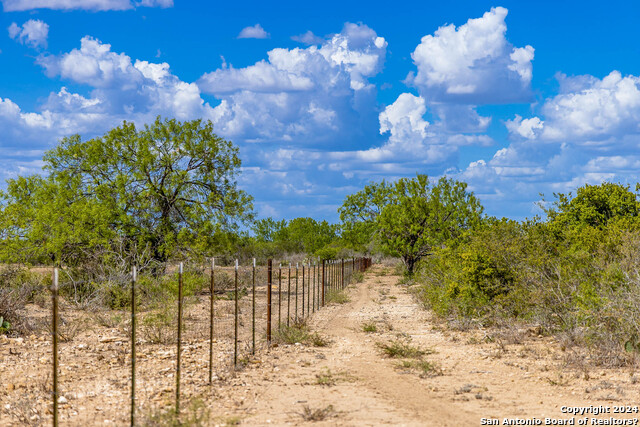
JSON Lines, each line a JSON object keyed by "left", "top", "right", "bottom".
{"left": 274, "top": 319, "right": 330, "bottom": 347}
{"left": 397, "top": 359, "right": 442, "bottom": 378}
{"left": 416, "top": 182, "right": 640, "bottom": 366}
{"left": 298, "top": 404, "right": 336, "bottom": 422}
{"left": 377, "top": 339, "right": 431, "bottom": 359}
{"left": 361, "top": 321, "right": 378, "bottom": 333}
{"left": 314, "top": 368, "right": 356, "bottom": 386}
{"left": 143, "top": 398, "right": 211, "bottom": 426}
{"left": 325, "top": 289, "right": 350, "bottom": 305}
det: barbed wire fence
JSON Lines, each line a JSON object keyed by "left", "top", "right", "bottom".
{"left": 47, "top": 256, "right": 372, "bottom": 425}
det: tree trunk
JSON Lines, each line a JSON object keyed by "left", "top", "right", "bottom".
{"left": 403, "top": 256, "right": 417, "bottom": 277}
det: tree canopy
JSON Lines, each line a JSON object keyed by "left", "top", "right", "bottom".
{"left": 338, "top": 180, "right": 393, "bottom": 251}
{"left": 339, "top": 174, "right": 484, "bottom": 274}
{"left": 544, "top": 182, "right": 640, "bottom": 230}
{"left": 249, "top": 216, "right": 338, "bottom": 258}
{"left": 0, "top": 117, "right": 253, "bottom": 266}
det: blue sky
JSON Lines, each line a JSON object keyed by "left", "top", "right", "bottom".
{"left": 2, "top": 0, "right": 640, "bottom": 223}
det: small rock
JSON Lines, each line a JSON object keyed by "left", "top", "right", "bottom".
{"left": 58, "top": 396, "right": 68, "bottom": 404}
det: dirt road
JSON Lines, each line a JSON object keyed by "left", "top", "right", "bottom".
{"left": 210, "top": 266, "right": 640, "bottom": 426}
{"left": 2, "top": 265, "right": 639, "bottom": 426}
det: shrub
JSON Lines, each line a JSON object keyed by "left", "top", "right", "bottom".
{"left": 273, "top": 319, "right": 329, "bottom": 347}
{"left": 416, "top": 211, "right": 640, "bottom": 365}
{"left": 325, "top": 289, "right": 350, "bottom": 305}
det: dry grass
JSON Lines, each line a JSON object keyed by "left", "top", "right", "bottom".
{"left": 325, "top": 289, "right": 350, "bottom": 305}
{"left": 274, "top": 319, "right": 330, "bottom": 347}
{"left": 377, "top": 339, "right": 431, "bottom": 359}
{"left": 361, "top": 321, "right": 378, "bottom": 333}
{"left": 298, "top": 404, "right": 336, "bottom": 421}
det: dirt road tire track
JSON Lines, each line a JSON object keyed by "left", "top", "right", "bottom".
{"left": 222, "top": 266, "right": 639, "bottom": 426}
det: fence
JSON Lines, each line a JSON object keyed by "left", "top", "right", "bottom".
{"left": 45, "top": 256, "right": 371, "bottom": 426}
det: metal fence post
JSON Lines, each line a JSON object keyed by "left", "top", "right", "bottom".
{"left": 267, "top": 259, "right": 272, "bottom": 348}
{"left": 312, "top": 261, "right": 316, "bottom": 313}
{"left": 302, "top": 263, "right": 305, "bottom": 318}
{"left": 234, "top": 259, "right": 238, "bottom": 367}
{"left": 209, "top": 258, "right": 215, "bottom": 385}
{"left": 176, "top": 262, "right": 183, "bottom": 415}
{"left": 131, "top": 266, "right": 137, "bottom": 427}
{"left": 321, "top": 260, "right": 325, "bottom": 306}
{"left": 52, "top": 268, "right": 59, "bottom": 427}
{"left": 278, "top": 264, "right": 282, "bottom": 329}
{"left": 307, "top": 262, "right": 311, "bottom": 315}
{"left": 295, "top": 263, "right": 299, "bottom": 321}
{"left": 252, "top": 258, "right": 256, "bottom": 355}
{"left": 287, "top": 263, "right": 291, "bottom": 327}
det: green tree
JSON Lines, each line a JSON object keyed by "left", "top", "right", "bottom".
{"left": 338, "top": 180, "right": 393, "bottom": 251}
{"left": 543, "top": 182, "right": 640, "bottom": 230}
{"left": 0, "top": 117, "right": 253, "bottom": 266}
{"left": 377, "top": 175, "right": 483, "bottom": 275}
{"left": 281, "top": 217, "right": 337, "bottom": 254}
{"left": 252, "top": 218, "right": 287, "bottom": 242}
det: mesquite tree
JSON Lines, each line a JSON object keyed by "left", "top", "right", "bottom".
{"left": 0, "top": 117, "right": 253, "bottom": 267}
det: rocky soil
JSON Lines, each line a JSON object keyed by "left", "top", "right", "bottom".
{"left": 1, "top": 265, "right": 639, "bottom": 426}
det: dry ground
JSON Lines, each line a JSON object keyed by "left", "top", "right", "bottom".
{"left": 1, "top": 265, "right": 640, "bottom": 426}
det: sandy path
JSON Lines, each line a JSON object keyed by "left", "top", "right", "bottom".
{"left": 2, "top": 265, "right": 639, "bottom": 426}
{"left": 212, "top": 266, "right": 639, "bottom": 426}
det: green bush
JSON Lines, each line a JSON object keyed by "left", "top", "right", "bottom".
{"left": 416, "top": 204, "right": 640, "bottom": 365}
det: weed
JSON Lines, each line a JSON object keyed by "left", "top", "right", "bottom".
{"left": 141, "top": 305, "right": 177, "bottom": 344}
{"left": 377, "top": 340, "right": 431, "bottom": 359}
{"left": 351, "top": 271, "right": 364, "bottom": 283}
{"left": 309, "top": 331, "right": 330, "bottom": 347}
{"left": 325, "top": 289, "right": 350, "bottom": 305}
{"left": 95, "top": 312, "right": 124, "bottom": 328}
{"left": 59, "top": 316, "right": 91, "bottom": 342}
{"left": 274, "top": 319, "right": 330, "bottom": 347}
{"left": 397, "top": 359, "right": 442, "bottom": 377}
{"left": 361, "top": 322, "right": 378, "bottom": 333}
{"left": 546, "top": 372, "right": 570, "bottom": 387}
{"left": 143, "top": 398, "right": 210, "bottom": 426}
{"left": 315, "top": 368, "right": 336, "bottom": 386}
{"left": 299, "top": 404, "right": 336, "bottom": 421}
{"left": 215, "top": 416, "right": 242, "bottom": 426}
{"left": 0, "top": 288, "right": 34, "bottom": 336}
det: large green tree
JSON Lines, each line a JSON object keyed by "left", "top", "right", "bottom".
{"left": 340, "top": 174, "right": 483, "bottom": 274}
{"left": 0, "top": 117, "right": 253, "bottom": 266}
{"left": 543, "top": 182, "right": 640, "bottom": 230}
{"left": 338, "top": 180, "right": 393, "bottom": 251}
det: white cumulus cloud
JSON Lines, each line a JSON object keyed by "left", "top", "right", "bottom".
{"left": 2, "top": 0, "right": 171, "bottom": 11}
{"left": 238, "top": 24, "right": 270, "bottom": 39}
{"left": 457, "top": 70, "right": 640, "bottom": 219}
{"left": 198, "top": 22, "right": 387, "bottom": 145}
{"left": 408, "top": 6, "right": 534, "bottom": 104}
{"left": 37, "top": 36, "right": 212, "bottom": 120}
{"left": 509, "top": 71, "right": 640, "bottom": 143}
{"left": 8, "top": 19, "right": 49, "bottom": 49}
{"left": 291, "top": 30, "right": 324, "bottom": 45}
